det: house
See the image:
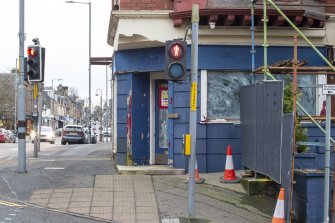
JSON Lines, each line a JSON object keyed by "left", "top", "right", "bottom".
{"left": 107, "top": 0, "right": 335, "bottom": 172}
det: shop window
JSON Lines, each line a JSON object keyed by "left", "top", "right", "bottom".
{"left": 200, "top": 70, "right": 318, "bottom": 123}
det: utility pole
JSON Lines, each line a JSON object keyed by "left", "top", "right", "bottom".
{"left": 188, "top": 4, "right": 199, "bottom": 220}
{"left": 18, "top": 0, "right": 26, "bottom": 173}
{"left": 105, "top": 65, "right": 108, "bottom": 143}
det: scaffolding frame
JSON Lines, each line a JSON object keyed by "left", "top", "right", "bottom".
{"left": 255, "top": 1, "right": 335, "bottom": 222}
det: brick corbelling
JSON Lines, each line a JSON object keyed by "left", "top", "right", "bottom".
{"left": 120, "top": 0, "right": 173, "bottom": 10}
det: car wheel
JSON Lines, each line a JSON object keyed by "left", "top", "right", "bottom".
{"left": 61, "top": 140, "right": 66, "bottom": 145}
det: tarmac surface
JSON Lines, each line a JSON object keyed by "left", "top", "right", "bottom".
{"left": 0, "top": 142, "right": 275, "bottom": 223}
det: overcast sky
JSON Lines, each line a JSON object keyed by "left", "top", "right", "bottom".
{"left": 0, "top": 0, "right": 113, "bottom": 105}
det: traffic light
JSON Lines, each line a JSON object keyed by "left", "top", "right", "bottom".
{"left": 165, "top": 40, "right": 187, "bottom": 81}
{"left": 27, "top": 45, "right": 45, "bottom": 82}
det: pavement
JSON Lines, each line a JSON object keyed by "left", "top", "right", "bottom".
{"left": 0, "top": 142, "right": 274, "bottom": 223}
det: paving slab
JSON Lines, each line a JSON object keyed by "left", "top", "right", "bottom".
{"left": 28, "top": 175, "right": 160, "bottom": 223}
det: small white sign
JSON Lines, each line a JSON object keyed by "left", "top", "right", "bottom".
{"left": 322, "top": 85, "right": 335, "bottom": 95}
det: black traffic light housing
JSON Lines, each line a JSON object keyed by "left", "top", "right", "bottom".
{"left": 27, "top": 45, "right": 45, "bottom": 82}
{"left": 165, "top": 40, "right": 187, "bottom": 81}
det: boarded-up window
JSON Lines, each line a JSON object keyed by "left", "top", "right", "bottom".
{"left": 207, "top": 71, "right": 254, "bottom": 120}
{"left": 205, "top": 71, "right": 316, "bottom": 121}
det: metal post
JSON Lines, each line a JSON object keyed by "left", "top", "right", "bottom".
{"left": 251, "top": 1, "right": 256, "bottom": 83}
{"left": 18, "top": 0, "right": 26, "bottom": 173}
{"left": 263, "top": 0, "right": 268, "bottom": 80}
{"left": 188, "top": 4, "right": 199, "bottom": 220}
{"left": 38, "top": 83, "right": 44, "bottom": 152}
{"left": 33, "top": 83, "right": 38, "bottom": 157}
{"left": 88, "top": 2, "right": 92, "bottom": 144}
{"left": 14, "top": 59, "right": 18, "bottom": 132}
{"left": 324, "top": 95, "right": 331, "bottom": 223}
{"left": 100, "top": 92, "right": 102, "bottom": 142}
{"left": 96, "top": 89, "right": 103, "bottom": 142}
{"left": 105, "top": 65, "right": 108, "bottom": 143}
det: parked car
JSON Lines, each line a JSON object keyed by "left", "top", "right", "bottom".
{"left": 31, "top": 126, "right": 55, "bottom": 144}
{"left": 0, "top": 128, "right": 8, "bottom": 143}
{"left": 61, "top": 125, "right": 86, "bottom": 145}
{"left": 7, "top": 130, "right": 16, "bottom": 143}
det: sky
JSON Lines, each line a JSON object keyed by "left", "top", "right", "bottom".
{"left": 0, "top": 0, "right": 113, "bottom": 105}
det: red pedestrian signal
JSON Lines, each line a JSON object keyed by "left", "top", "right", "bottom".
{"left": 168, "top": 42, "right": 184, "bottom": 59}
{"left": 165, "top": 40, "right": 187, "bottom": 81}
{"left": 27, "top": 45, "right": 45, "bottom": 83}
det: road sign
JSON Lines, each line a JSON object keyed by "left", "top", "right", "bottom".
{"left": 322, "top": 85, "right": 335, "bottom": 95}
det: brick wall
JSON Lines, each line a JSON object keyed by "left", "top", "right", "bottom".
{"left": 327, "top": 0, "right": 335, "bottom": 13}
{"left": 119, "top": 0, "right": 174, "bottom": 10}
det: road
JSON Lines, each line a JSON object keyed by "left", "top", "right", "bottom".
{"left": 0, "top": 136, "right": 115, "bottom": 223}
{"left": 0, "top": 137, "right": 61, "bottom": 168}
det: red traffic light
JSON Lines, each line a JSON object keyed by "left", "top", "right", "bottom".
{"left": 27, "top": 47, "right": 38, "bottom": 57}
{"left": 168, "top": 42, "right": 184, "bottom": 59}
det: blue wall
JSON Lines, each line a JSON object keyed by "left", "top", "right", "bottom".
{"left": 116, "top": 73, "right": 132, "bottom": 165}
{"left": 114, "top": 45, "right": 327, "bottom": 172}
{"left": 115, "top": 45, "right": 327, "bottom": 73}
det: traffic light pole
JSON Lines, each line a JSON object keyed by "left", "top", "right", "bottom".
{"left": 37, "top": 83, "right": 44, "bottom": 152}
{"left": 33, "top": 83, "right": 38, "bottom": 157}
{"left": 18, "top": 0, "right": 27, "bottom": 173}
{"left": 188, "top": 4, "right": 199, "bottom": 220}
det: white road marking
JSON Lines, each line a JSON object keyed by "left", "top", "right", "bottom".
{"left": 161, "top": 219, "right": 180, "bottom": 223}
{"left": 44, "top": 167, "right": 65, "bottom": 170}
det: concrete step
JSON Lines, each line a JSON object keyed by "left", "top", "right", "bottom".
{"left": 117, "top": 165, "right": 185, "bottom": 175}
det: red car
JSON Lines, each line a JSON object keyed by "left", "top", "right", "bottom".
{"left": 0, "top": 128, "right": 9, "bottom": 143}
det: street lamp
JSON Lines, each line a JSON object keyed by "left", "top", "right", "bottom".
{"left": 95, "top": 89, "right": 103, "bottom": 143}
{"left": 65, "top": 0, "right": 92, "bottom": 143}
{"left": 51, "top": 78, "right": 62, "bottom": 130}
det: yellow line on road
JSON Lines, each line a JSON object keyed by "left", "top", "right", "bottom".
{"left": 0, "top": 200, "right": 25, "bottom": 207}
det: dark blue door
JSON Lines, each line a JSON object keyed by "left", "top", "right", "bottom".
{"left": 131, "top": 74, "right": 150, "bottom": 164}
{"left": 155, "top": 80, "right": 168, "bottom": 164}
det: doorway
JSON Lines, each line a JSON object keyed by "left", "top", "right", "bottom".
{"left": 154, "top": 80, "right": 168, "bottom": 164}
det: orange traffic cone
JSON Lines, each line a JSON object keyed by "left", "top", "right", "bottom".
{"left": 220, "top": 145, "right": 240, "bottom": 183}
{"left": 194, "top": 160, "right": 205, "bottom": 184}
{"left": 272, "top": 188, "right": 285, "bottom": 223}
{"left": 186, "top": 159, "right": 205, "bottom": 184}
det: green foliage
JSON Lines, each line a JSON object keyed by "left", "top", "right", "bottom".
{"left": 283, "top": 75, "right": 309, "bottom": 153}
{"left": 283, "top": 76, "right": 294, "bottom": 113}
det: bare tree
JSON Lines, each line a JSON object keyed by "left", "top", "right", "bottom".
{"left": 0, "top": 73, "right": 15, "bottom": 129}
